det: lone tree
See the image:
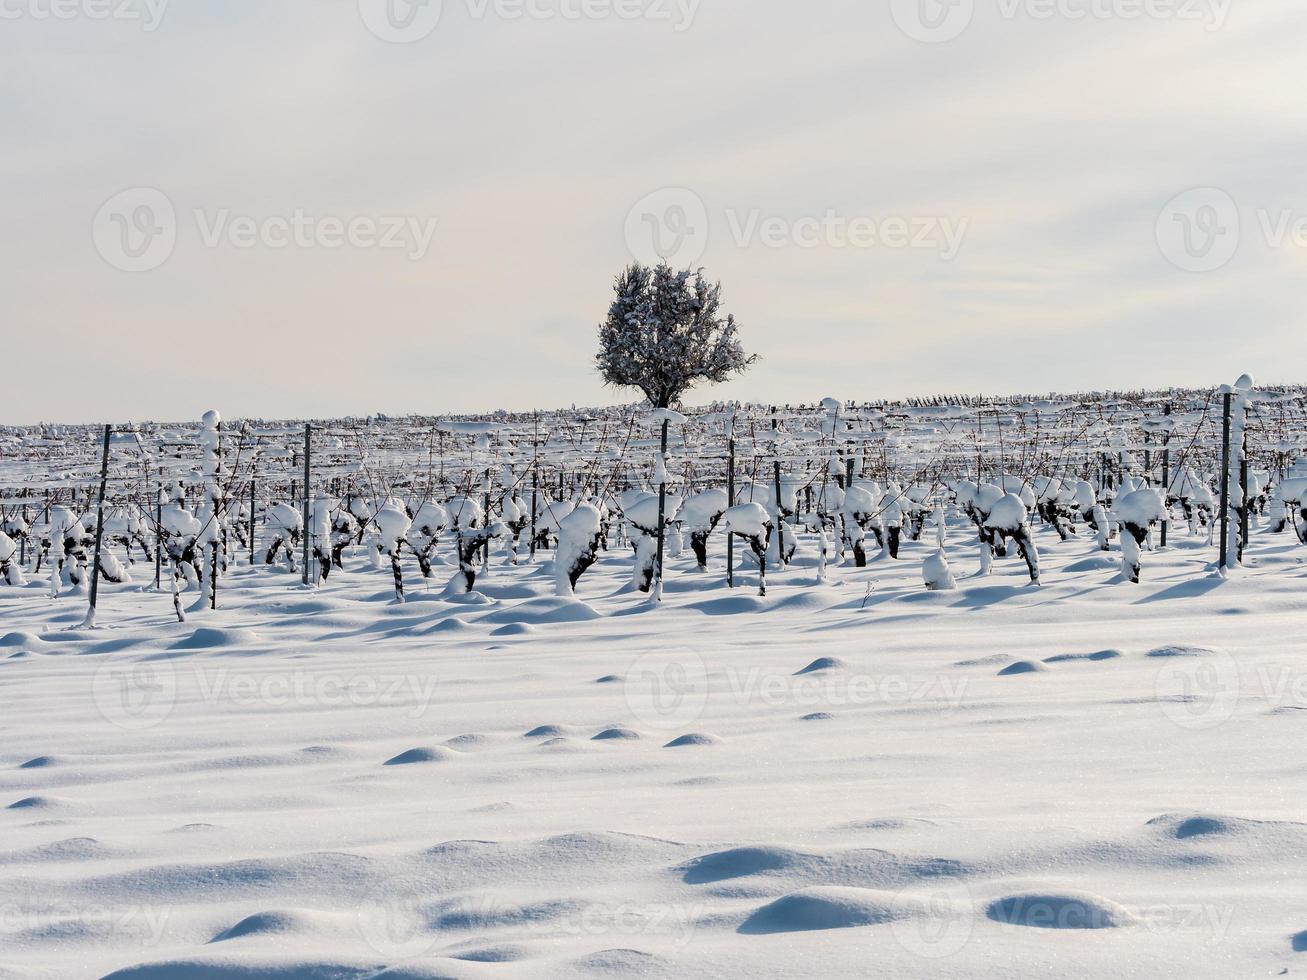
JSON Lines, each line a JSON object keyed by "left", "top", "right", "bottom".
{"left": 597, "top": 262, "right": 756, "bottom": 408}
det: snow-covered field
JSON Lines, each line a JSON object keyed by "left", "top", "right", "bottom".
{"left": 3, "top": 517, "right": 1306, "bottom": 979}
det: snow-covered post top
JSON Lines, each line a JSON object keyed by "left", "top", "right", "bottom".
{"left": 819, "top": 397, "right": 842, "bottom": 438}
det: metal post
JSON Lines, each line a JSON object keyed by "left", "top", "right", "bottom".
{"left": 529, "top": 442, "right": 539, "bottom": 561}
{"left": 302, "top": 423, "right": 311, "bottom": 586}
{"left": 154, "top": 482, "right": 163, "bottom": 590}
{"left": 249, "top": 476, "right": 256, "bottom": 565}
{"left": 726, "top": 437, "right": 735, "bottom": 588}
{"left": 86, "top": 424, "right": 112, "bottom": 624}
{"left": 1160, "top": 403, "right": 1171, "bottom": 548}
{"left": 1218, "top": 393, "right": 1232, "bottom": 570}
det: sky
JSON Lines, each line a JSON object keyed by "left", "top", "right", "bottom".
{"left": 3, "top": 0, "right": 1306, "bottom": 424}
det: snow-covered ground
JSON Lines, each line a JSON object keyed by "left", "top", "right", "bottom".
{"left": 3, "top": 520, "right": 1306, "bottom": 979}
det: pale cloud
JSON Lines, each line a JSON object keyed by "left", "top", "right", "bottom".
{"left": 2, "top": 1, "right": 1305, "bottom": 423}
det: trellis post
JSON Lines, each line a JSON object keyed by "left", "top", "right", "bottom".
{"left": 84, "top": 424, "right": 112, "bottom": 626}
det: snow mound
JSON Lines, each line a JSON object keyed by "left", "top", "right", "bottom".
{"left": 19, "top": 756, "right": 58, "bottom": 769}
{"left": 443, "top": 734, "right": 490, "bottom": 750}
{"left": 524, "top": 725, "right": 572, "bottom": 738}
{"left": 686, "top": 596, "right": 768, "bottom": 616}
{"left": 480, "top": 597, "right": 601, "bottom": 625}
{"left": 738, "top": 886, "right": 904, "bottom": 934}
{"left": 592, "top": 728, "right": 641, "bottom": 741}
{"left": 794, "top": 657, "right": 845, "bottom": 675}
{"left": 985, "top": 890, "right": 1135, "bottom": 929}
{"left": 15, "top": 837, "right": 108, "bottom": 861}
{"left": 383, "top": 747, "right": 456, "bottom": 766}
{"left": 801, "top": 712, "right": 834, "bottom": 721}
{"left": 7, "top": 795, "right": 65, "bottom": 810}
{"left": 102, "top": 958, "right": 365, "bottom": 979}
{"left": 594, "top": 674, "right": 622, "bottom": 684}
{"left": 1146, "top": 812, "right": 1305, "bottom": 841}
{"left": 663, "top": 733, "right": 720, "bottom": 748}
{"left": 682, "top": 845, "right": 809, "bottom": 884}
{"left": 491, "top": 623, "right": 536, "bottom": 636}
{"left": 1146, "top": 645, "right": 1221, "bottom": 658}
{"left": 429, "top": 617, "right": 470, "bottom": 633}
{"left": 447, "top": 944, "right": 534, "bottom": 962}
{"left": 1044, "top": 650, "right": 1122, "bottom": 663}
{"left": 997, "top": 660, "right": 1047, "bottom": 676}
{"left": 169, "top": 627, "right": 262, "bottom": 651}
{"left": 444, "top": 590, "right": 495, "bottom": 605}
{"left": 209, "top": 910, "right": 321, "bottom": 942}
{"left": 0, "top": 631, "right": 44, "bottom": 647}
{"left": 572, "top": 948, "right": 666, "bottom": 973}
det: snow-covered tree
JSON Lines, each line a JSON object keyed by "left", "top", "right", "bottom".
{"left": 596, "top": 262, "right": 756, "bottom": 408}
{"left": 554, "top": 503, "right": 602, "bottom": 596}
{"left": 1114, "top": 488, "right": 1167, "bottom": 583}
{"left": 0, "top": 530, "right": 26, "bottom": 586}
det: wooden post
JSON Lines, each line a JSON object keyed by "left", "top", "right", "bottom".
{"left": 726, "top": 437, "right": 735, "bottom": 588}
{"left": 209, "top": 539, "right": 218, "bottom": 610}
{"left": 653, "top": 418, "right": 669, "bottom": 599}
{"left": 85, "top": 424, "right": 112, "bottom": 625}
{"left": 773, "top": 460, "right": 784, "bottom": 568}
{"left": 483, "top": 469, "right": 492, "bottom": 567}
{"left": 302, "top": 424, "right": 311, "bottom": 586}
{"left": 1218, "top": 393, "right": 1232, "bottom": 570}
{"left": 1239, "top": 457, "right": 1249, "bottom": 563}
